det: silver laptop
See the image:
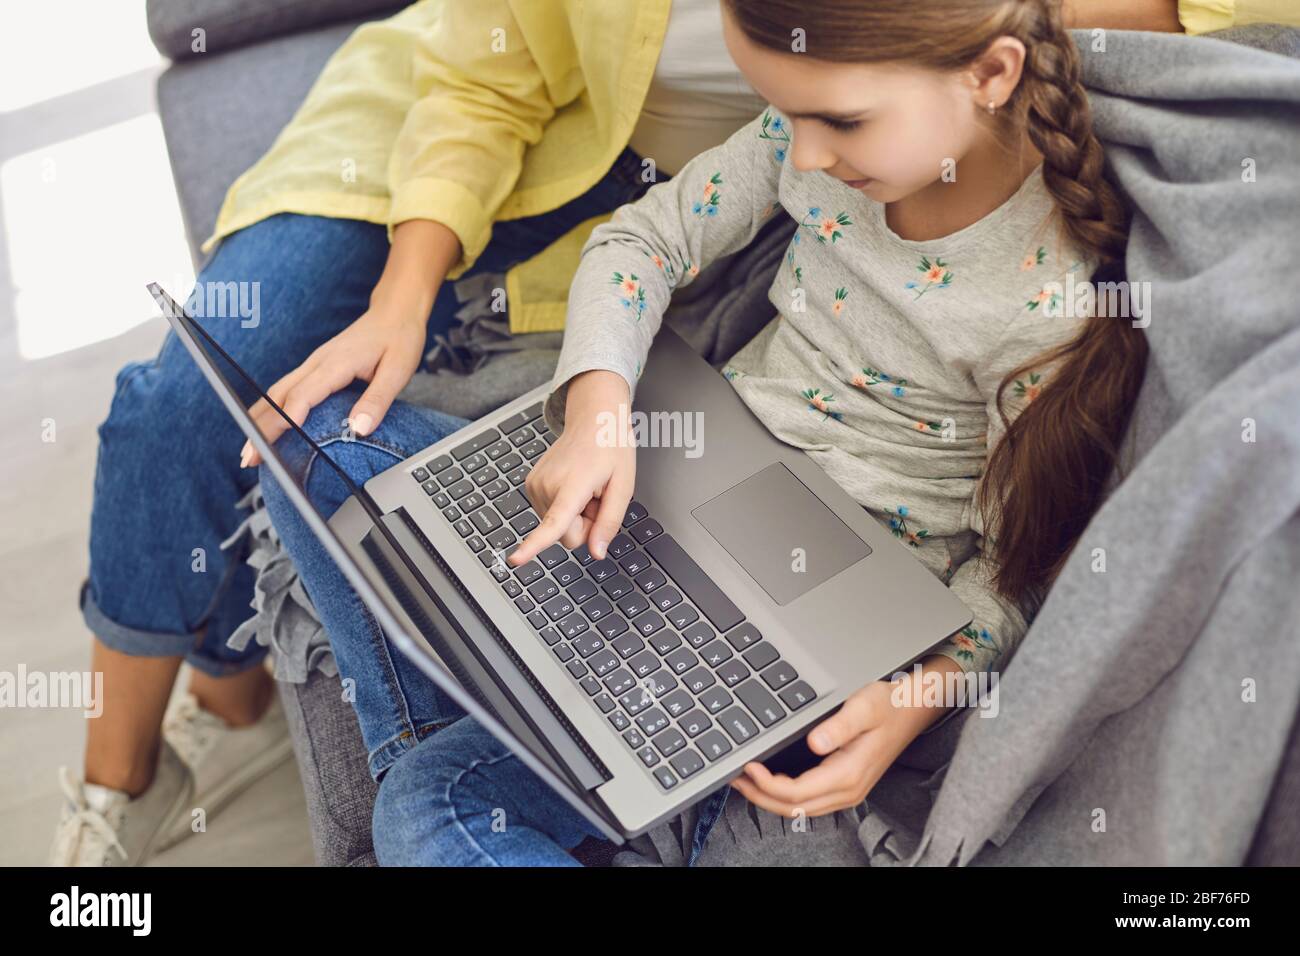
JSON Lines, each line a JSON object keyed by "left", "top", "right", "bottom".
{"left": 151, "top": 282, "right": 970, "bottom": 844}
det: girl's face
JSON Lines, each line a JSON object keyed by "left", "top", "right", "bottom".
{"left": 721, "top": 7, "right": 987, "bottom": 204}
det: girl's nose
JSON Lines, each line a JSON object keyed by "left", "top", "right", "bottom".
{"left": 788, "top": 124, "right": 837, "bottom": 175}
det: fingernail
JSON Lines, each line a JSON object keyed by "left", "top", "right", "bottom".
{"left": 592, "top": 538, "right": 607, "bottom": 559}
{"left": 810, "top": 733, "right": 829, "bottom": 751}
{"left": 350, "top": 413, "right": 373, "bottom": 436}
{"left": 239, "top": 442, "right": 252, "bottom": 468}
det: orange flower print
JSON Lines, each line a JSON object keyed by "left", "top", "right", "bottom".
{"left": 801, "top": 387, "right": 844, "bottom": 421}
{"left": 1013, "top": 371, "right": 1043, "bottom": 402}
{"left": 611, "top": 271, "right": 646, "bottom": 320}
{"left": 832, "top": 287, "right": 848, "bottom": 317}
{"left": 692, "top": 172, "right": 723, "bottom": 217}
{"left": 1026, "top": 287, "right": 1061, "bottom": 312}
{"left": 1020, "top": 246, "right": 1047, "bottom": 270}
{"left": 905, "top": 256, "right": 953, "bottom": 299}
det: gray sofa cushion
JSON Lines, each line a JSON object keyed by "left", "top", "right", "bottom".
{"left": 148, "top": 0, "right": 405, "bottom": 60}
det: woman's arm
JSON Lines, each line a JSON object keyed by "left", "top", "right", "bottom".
{"left": 1064, "top": 0, "right": 1184, "bottom": 32}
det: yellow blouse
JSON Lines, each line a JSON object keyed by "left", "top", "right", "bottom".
{"left": 205, "top": 0, "right": 1294, "bottom": 334}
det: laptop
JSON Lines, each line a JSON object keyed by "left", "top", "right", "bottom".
{"left": 150, "top": 282, "right": 971, "bottom": 843}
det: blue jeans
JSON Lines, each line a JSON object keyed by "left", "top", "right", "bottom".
{"left": 83, "top": 147, "right": 650, "bottom": 676}
{"left": 260, "top": 390, "right": 730, "bottom": 865}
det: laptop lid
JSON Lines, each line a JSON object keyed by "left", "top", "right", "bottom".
{"left": 147, "top": 282, "right": 625, "bottom": 844}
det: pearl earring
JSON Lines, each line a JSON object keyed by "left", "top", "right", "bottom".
{"left": 986, "top": 99, "right": 998, "bottom": 115}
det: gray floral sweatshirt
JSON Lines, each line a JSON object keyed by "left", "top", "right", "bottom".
{"left": 545, "top": 106, "right": 1094, "bottom": 675}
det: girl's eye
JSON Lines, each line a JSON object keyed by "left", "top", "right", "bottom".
{"left": 818, "top": 116, "right": 863, "bottom": 133}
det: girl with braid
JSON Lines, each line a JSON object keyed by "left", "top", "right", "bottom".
{"left": 375, "top": 0, "right": 1149, "bottom": 864}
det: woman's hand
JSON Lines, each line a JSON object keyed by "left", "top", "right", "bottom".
{"left": 730, "top": 655, "right": 961, "bottom": 818}
{"left": 508, "top": 370, "right": 635, "bottom": 565}
{"left": 241, "top": 219, "right": 460, "bottom": 467}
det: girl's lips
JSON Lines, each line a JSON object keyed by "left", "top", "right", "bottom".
{"left": 842, "top": 177, "right": 875, "bottom": 189}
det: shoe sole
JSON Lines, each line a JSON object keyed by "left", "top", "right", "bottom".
{"left": 130, "top": 762, "right": 197, "bottom": 867}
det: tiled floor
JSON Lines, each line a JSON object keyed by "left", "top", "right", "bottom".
{"left": 0, "top": 3, "right": 313, "bottom": 866}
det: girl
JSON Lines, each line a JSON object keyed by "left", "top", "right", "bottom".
{"left": 264, "top": 0, "right": 1149, "bottom": 865}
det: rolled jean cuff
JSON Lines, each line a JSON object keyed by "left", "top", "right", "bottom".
{"left": 367, "top": 718, "right": 460, "bottom": 782}
{"left": 79, "top": 579, "right": 269, "bottom": 678}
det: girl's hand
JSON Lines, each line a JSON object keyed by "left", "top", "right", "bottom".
{"left": 731, "top": 660, "right": 956, "bottom": 818}
{"left": 509, "top": 370, "right": 635, "bottom": 565}
{"left": 241, "top": 219, "right": 460, "bottom": 468}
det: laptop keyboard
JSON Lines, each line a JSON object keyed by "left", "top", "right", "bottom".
{"left": 410, "top": 401, "right": 818, "bottom": 792}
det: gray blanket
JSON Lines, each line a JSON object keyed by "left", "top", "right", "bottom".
{"left": 230, "top": 25, "right": 1300, "bottom": 866}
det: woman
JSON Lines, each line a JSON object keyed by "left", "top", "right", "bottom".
{"left": 54, "top": 0, "right": 1291, "bottom": 865}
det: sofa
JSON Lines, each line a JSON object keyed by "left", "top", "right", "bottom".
{"left": 146, "top": 0, "right": 1300, "bottom": 866}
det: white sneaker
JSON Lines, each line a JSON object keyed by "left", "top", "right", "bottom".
{"left": 156, "top": 689, "right": 294, "bottom": 850}
{"left": 49, "top": 741, "right": 194, "bottom": 867}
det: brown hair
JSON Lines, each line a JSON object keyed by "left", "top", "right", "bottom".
{"left": 723, "top": 0, "right": 1148, "bottom": 606}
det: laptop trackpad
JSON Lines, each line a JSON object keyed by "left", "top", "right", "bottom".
{"left": 692, "top": 462, "right": 870, "bottom": 606}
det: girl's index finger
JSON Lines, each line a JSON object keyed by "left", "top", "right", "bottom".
{"left": 508, "top": 485, "right": 593, "bottom": 566}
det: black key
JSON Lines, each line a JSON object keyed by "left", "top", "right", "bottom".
{"left": 587, "top": 559, "right": 617, "bottom": 583}
{"left": 515, "top": 595, "right": 535, "bottom": 613}
{"left": 520, "top": 438, "right": 548, "bottom": 459}
{"left": 609, "top": 711, "right": 630, "bottom": 732}
{"left": 496, "top": 452, "right": 523, "bottom": 471}
{"left": 616, "top": 592, "right": 650, "bottom": 619}
{"left": 633, "top": 567, "right": 666, "bottom": 593}
{"left": 653, "top": 766, "right": 678, "bottom": 790}
{"left": 724, "top": 622, "right": 762, "bottom": 651}
{"left": 551, "top": 561, "right": 582, "bottom": 587}
{"left": 521, "top": 401, "right": 545, "bottom": 423}
{"left": 513, "top": 561, "right": 545, "bottom": 585}
{"left": 571, "top": 543, "right": 594, "bottom": 565}
{"left": 460, "top": 492, "right": 486, "bottom": 512}
{"left": 646, "top": 670, "right": 678, "bottom": 698}
{"left": 653, "top": 729, "right": 687, "bottom": 758}
{"left": 480, "top": 549, "right": 505, "bottom": 569}
{"left": 661, "top": 689, "right": 694, "bottom": 718}
{"left": 650, "top": 630, "right": 682, "bottom": 655}
{"left": 743, "top": 642, "right": 780, "bottom": 671}
{"left": 604, "top": 669, "right": 636, "bottom": 696}
{"left": 432, "top": 491, "right": 451, "bottom": 509}
{"left": 778, "top": 681, "right": 817, "bottom": 711}
{"left": 644, "top": 534, "right": 744, "bottom": 632}
{"left": 508, "top": 463, "right": 531, "bottom": 484}
{"left": 510, "top": 511, "right": 539, "bottom": 535}
{"left": 623, "top": 728, "right": 646, "bottom": 749}
{"left": 488, "top": 563, "right": 511, "bottom": 583}
{"left": 571, "top": 633, "right": 604, "bottom": 658}
{"left": 494, "top": 491, "right": 529, "bottom": 520}
{"left": 629, "top": 518, "right": 663, "bottom": 544}
{"left": 628, "top": 649, "right": 662, "bottom": 679}
{"left": 411, "top": 466, "right": 430, "bottom": 482}
{"left": 484, "top": 439, "right": 512, "bottom": 460}
{"left": 473, "top": 466, "right": 499, "bottom": 487}
{"left": 699, "top": 686, "right": 733, "bottom": 714}
{"left": 669, "top": 749, "right": 705, "bottom": 779}
{"left": 501, "top": 579, "right": 523, "bottom": 599}
{"left": 554, "top": 643, "right": 574, "bottom": 663}
{"left": 700, "top": 640, "right": 733, "bottom": 668}
{"left": 678, "top": 709, "right": 712, "bottom": 738}
{"left": 470, "top": 508, "right": 502, "bottom": 535}
{"left": 537, "top": 544, "right": 567, "bottom": 569}
{"left": 526, "top": 578, "right": 560, "bottom": 603}
{"left": 631, "top": 610, "right": 666, "bottom": 638}
{"left": 461, "top": 452, "right": 488, "bottom": 473}
{"left": 636, "top": 746, "right": 660, "bottom": 768}
{"left": 612, "top": 633, "right": 644, "bottom": 659}
{"left": 682, "top": 666, "right": 716, "bottom": 695}
{"left": 593, "top": 693, "right": 616, "bottom": 714}
{"left": 651, "top": 586, "right": 682, "bottom": 612}
{"left": 635, "top": 708, "right": 669, "bottom": 737}
{"left": 588, "top": 650, "right": 619, "bottom": 678}
{"left": 621, "top": 688, "right": 655, "bottom": 716}
{"left": 567, "top": 660, "right": 588, "bottom": 680}
{"left": 451, "top": 428, "right": 501, "bottom": 461}
{"left": 510, "top": 427, "right": 535, "bottom": 447}
{"left": 526, "top": 610, "right": 548, "bottom": 630}
{"left": 735, "top": 680, "right": 786, "bottom": 727}
{"left": 422, "top": 479, "right": 440, "bottom": 496}
{"left": 426, "top": 454, "right": 453, "bottom": 474}
{"left": 696, "top": 730, "right": 733, "bottom": 762}
{"left": 541, "top": 430, "right": 558, "bottom": 445}
{"left": 601, "top": 574, "right": 634, "bottom": 600}
{"left": 466, "top": 535, "right": 485, "bottom": 552}
{"left": 453, "top": 518, "right": 473, "bottom": 538}
{"left": 716, "top": 659, "right": 750, "bottom": 688}
{"left": 664, "top": 647, "right": 698, "bottom": 675}
{"left": 608, "top": 534, "right": 636, "bottom": 559}
{"left": 437, "top": 466, "right": 465, "bottom": 487}
{"left": 595, "top": 615, "right": 629, "bottom": 640}
{"left": 486, "top": 527, "right": 515, "bottom": 551}
{"left": 497, "top": 402, "right": 543, "bottom": 436}
{"left": 442, "top": 506, "right": 462, "bottom": 522}
{"left": 682, "top": 622, "right": 715, "bottom": 649}
{"left": 537, "top": 625, "right": 562, "bottom": 646}
{"left": 447, "top": 478, "right": 475, "bottom": 500}
{"left": 558, "top": 613, "right": 589, "bottom": 639}
{"left": 581, "top": 596, "right": 614, "bottom": 621}
{"left": 567, "top": 579, "right": 598, "bottom": 604}
{"left": 761, "top": 660, "right": 798, "bottom": 691}
{"left": 481, "top": 478, "right": 511, "bottom": 499}
{"left": 578, "top": 675, "right": 601, "bottom": 695}
{"left": 717, "top": 706, "right": 760, "bottom": 745}
{"left": 667, "top": 603, "right": 698, "bottom": 631}
{"left": 621, "top": 501, "right": 648, "bottom": 526}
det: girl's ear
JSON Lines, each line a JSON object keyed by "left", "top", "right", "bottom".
{"left": 965, "top": 36, "right": 1027, "bottom": 112}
